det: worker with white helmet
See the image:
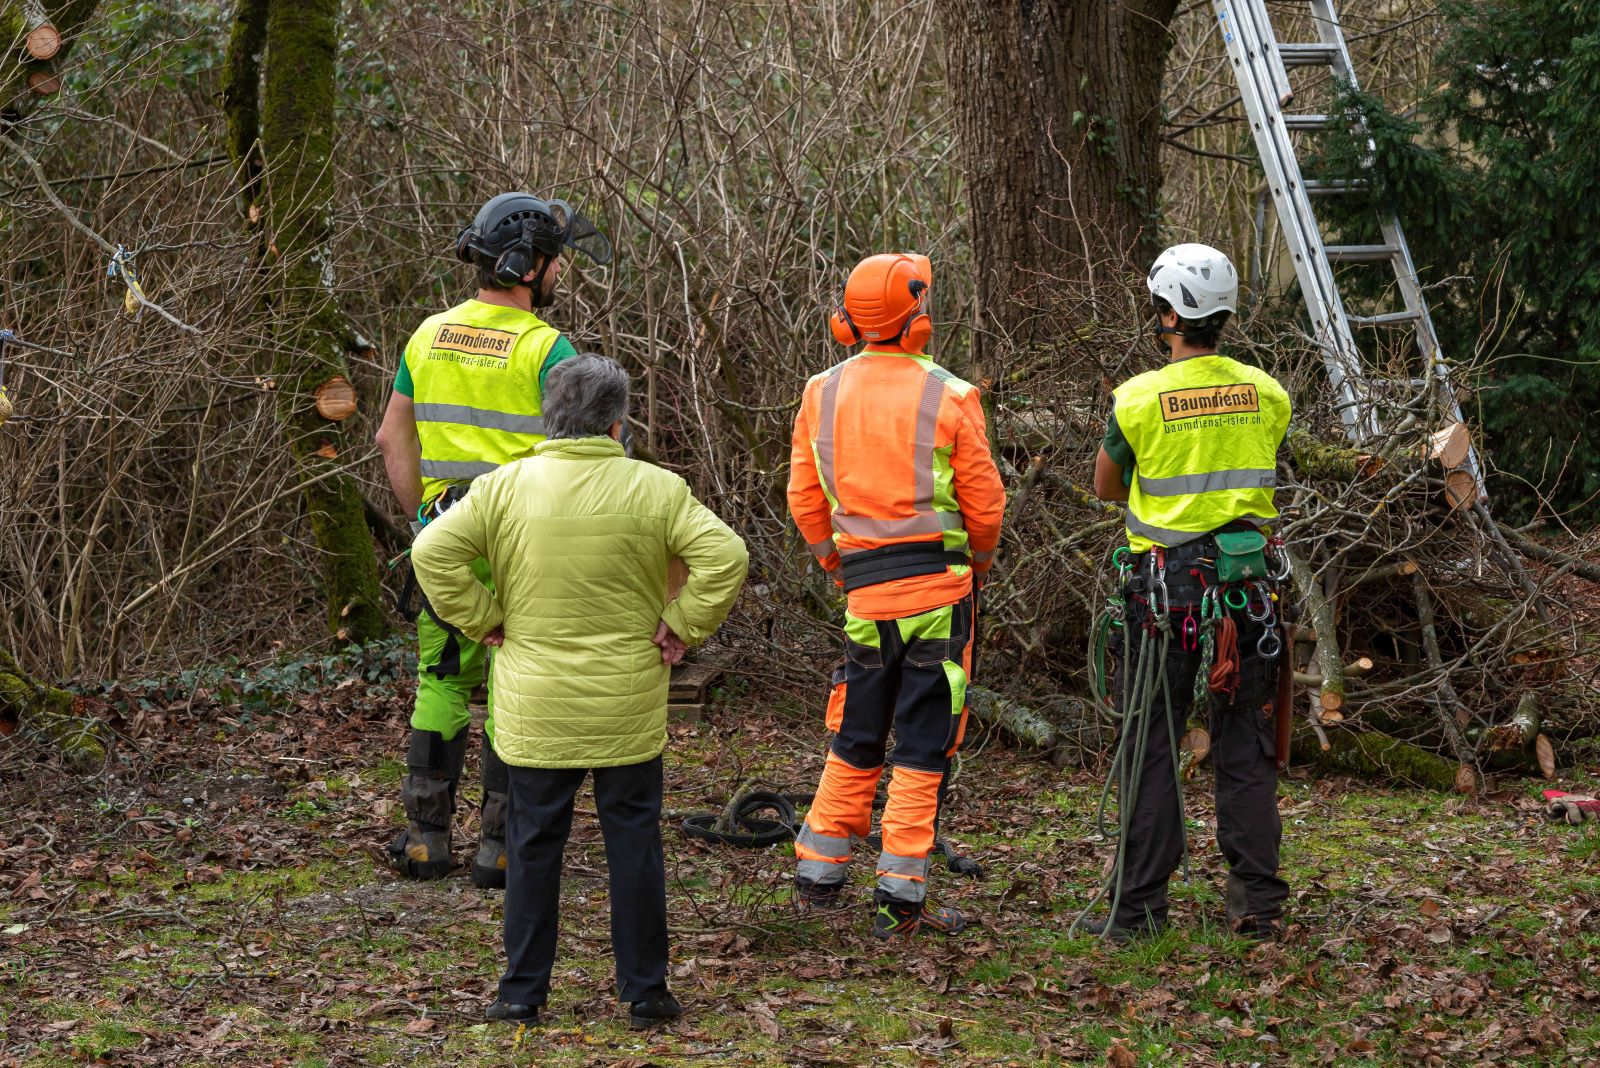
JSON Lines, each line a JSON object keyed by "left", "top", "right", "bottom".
{"left": 1082, "top": 243, "right": 1293, "bottom": 943}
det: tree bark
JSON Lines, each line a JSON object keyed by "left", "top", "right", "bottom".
{"left": 937, "top": 0, "right": 1180, "bottom": 369}
{"left": 256, "top": 0, "right": 387, "bottom": 644}
{"left": 2, "top": 1, "right": 99, "bottom": 120}
{"left": 0, "top": 646, "right": 106, "bottom": 765}
{"left": 221, "top": 0, "right": 268, "bottom": 219}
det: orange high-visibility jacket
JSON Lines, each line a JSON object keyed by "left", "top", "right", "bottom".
{"left": 788, "top": 347, "right": 1005, "bottom": 620}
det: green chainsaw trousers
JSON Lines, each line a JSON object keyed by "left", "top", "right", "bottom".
{"left": 410, "top": 556, "right": 495, "bottom": 743}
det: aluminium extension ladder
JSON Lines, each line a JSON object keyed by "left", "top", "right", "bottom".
{"left": 1212, "top": 0, "right": 1485, "bottom": 495}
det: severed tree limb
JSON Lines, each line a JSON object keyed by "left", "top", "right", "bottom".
{"left": 0, "top": 646, "right": 107, "bottom": 766}
{"left": 1499, "top": 526, "right": 1600, "bottom": 586}
{"left": 966, "top": 684, "right": 1071, "bottom": 766}
{"left": 1409, "top": 570, "right": 1480, "bottom": 781}
{"left": 1285, "top": 545, "right": 1346, "bottom": 720}
{"left": 1290, "top": 724, "right": 1473, "bottom": 793}
{"left": 1471, "top": 503, "right": 1551, "bottom": 623}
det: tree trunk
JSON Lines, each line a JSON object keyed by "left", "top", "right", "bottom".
{"left": 255, "top": 0, "right": 387, "bottom": 643}
{"left": 221, "top": 0, "right": 268, "bottom": 219}
{"left": 1, "top": 1, "right": 99, "bottom": 120}
{"left": 937, "top": 0, "right": 1180, "bottom": 369}
{"left": 0, "top": 647, "right": 106, "bottom": 765}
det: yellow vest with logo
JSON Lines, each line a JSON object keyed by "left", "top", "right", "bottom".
{"left": 403, "top": 300, "right": 563, "bottom": 504}
{"left": 1112, "top": 354, "right": 1292, "bottom": 553}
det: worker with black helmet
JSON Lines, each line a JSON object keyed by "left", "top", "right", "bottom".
{"left": 376, "top": 192, "right": 611, "bottom": 887}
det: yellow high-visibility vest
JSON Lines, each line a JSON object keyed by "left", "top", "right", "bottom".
{"left": 402, "top": 300, "right": 564, "bottom": 505}
{"left": 1112, "top": 354, "right": 1292, "bottom": 553}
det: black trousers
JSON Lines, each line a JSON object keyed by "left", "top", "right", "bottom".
{"left": 498, "top": 756, "right": 669, "bottom": 1006}
{"left": 1113, "top": 601, "right": 1289, "bottom": 929}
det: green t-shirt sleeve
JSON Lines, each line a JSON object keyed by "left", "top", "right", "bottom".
{"left": 538, "top": 335, "right": 579, "bottom": 393}
{"left": 392, "top": 355, "right": 414, "bottom": 398}
{"left": 1102, "top": 410, "right": 1135, "bottom": 476}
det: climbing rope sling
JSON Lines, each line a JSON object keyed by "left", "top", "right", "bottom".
{"left": 1074, "top": 549, "right": 1187, "bottom": 938}
{"left": 1073, "top": 543, "right": 1288, "bottom": 940}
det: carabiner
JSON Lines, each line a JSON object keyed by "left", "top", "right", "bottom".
{"left": 1146, "top": 554, "right": 1170, "bottom": 621}
{"left": 1246, "top": 581, "right": 1275, "bottom": 623}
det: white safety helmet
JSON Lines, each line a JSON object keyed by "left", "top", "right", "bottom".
{"left": 1146, "top": 243, "right": 1238, "bottom": 320}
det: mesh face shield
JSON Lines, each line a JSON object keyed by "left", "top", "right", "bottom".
{"left": 542, "top": 199, "right": 612, "bottom": 265}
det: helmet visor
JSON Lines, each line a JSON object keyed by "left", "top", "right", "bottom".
{"left": 546, "top": 200, "right": 613, "bottom": 266}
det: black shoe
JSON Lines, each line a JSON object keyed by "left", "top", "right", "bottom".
{"left": 1231, "top": 913, "right": 1284, "bottom": 943}
{"left": 470, "top": 836, "right": 507, "bottom": 889}
{"left": 629, "top": 993, "right": 683, "bottom": 1029}
{"left": 485, "top": 1000, "right": 541, "bottom": 1024}
{"left": 793, "top": 878, "right": 846, "bottom": 913}
{"left": 1072, "top": 914, "right": 1168, "bottom": 944}
{"left": 871, "top": 896, "right": 967, "bottom": 940}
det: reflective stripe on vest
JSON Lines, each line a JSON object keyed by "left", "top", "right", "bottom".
{"left": 420, "top": 458, "right": 500, "bottom": 480}
{"left": 815, "top": 359, "right": 965, "bottom": 547}
{"left": 1135, "top": 467, "right": 1275, "bottom": 496}
{"left": 415, "top": 402, "right": 546, "bottom": 436}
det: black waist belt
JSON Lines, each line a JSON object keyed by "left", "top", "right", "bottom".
{"left": 840, "top": 543, "right": 969, "bottom": 592}
{"left": 1131, "top": 538, "right": 1218, "bottom": 571}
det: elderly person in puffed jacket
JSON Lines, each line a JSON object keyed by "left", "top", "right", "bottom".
{"left": 410, "top": 353, "right": 748, "bottom": 1031}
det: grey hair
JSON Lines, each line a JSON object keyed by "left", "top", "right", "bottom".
{"left": 542, "top": 353, "right": 630, "bottom": 440}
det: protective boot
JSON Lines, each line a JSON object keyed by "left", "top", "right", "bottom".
{"left": 871, "top": 891, "right": 966, "bottom": 939}
{"left": 1225, "top": 871, "right": 1282, "bottom": 941}
{"left": 472, "top": 732, "right": 510, "bottom": 889}
{"left": 388, "top": 728, "right": 468, "bottom": 880}
{"left": 793, "top": 876, "right": 847, "bottom": 913}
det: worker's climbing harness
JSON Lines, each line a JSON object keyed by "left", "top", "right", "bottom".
{"left": 1074, "top": 539, "right": 1290, "bottom": 941}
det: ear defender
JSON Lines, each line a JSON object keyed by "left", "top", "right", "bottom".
{"left": 454, "top": 226, "right": 477, "bottom": 263}
{"left": 493, "top": 247, "right": 533, "bottom": 288}
{"left": 830, "top": 303, "right": 862, "bottom": 345}
{"left": 899, "top": 279, "right": 932, "bottom": 352}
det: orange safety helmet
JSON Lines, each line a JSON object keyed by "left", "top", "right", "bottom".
{"left": 829, "top": 253, "right": 933, "bottom": 352}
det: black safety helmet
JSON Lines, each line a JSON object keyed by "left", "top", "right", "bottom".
{"left": 453, "top": 192, "right": 612, "bottom": 288}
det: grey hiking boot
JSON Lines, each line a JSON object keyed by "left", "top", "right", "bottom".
{"left": 472, "top": 734, "right": 509, "bottom": 889}
{"left": 389, "top": 729, "right": 466, "bottom": 880}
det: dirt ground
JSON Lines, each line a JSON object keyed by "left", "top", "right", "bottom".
{"left": 2, "top": 666, "right": 1598, "bottom": 1067}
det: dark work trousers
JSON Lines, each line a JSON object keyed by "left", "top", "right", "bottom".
{"left": 498, "top": 756, "right": 669, "bottom": 1007}
{"left": 1112, "top": 590, "right": 1289, "bottom": 929}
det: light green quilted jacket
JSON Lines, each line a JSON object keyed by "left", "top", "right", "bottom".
{"left": 410, "top": 436, "right": 748, "bottom": 768}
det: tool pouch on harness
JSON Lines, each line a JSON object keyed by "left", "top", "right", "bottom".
{"left": 1213, "top": 529, "right": 1269, "bottom": 583}
{"left": 395, "top": 484, "right": 473, "bottom": 622}
{"left": 840, "top": 542, "right": 969, "bottom": 592}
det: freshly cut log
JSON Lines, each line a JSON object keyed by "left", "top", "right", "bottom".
{"left": 1481, "top": 694, "right": 1557, "bottom": 778}
{"left": 313, "top": 375, "right": 357, "bottom": 421}
{"left": 26, "top": 69, "right": 60, "bottom": 95}
{"left": 1442, "top": 469, "right": 1479, "bottom": 511}
{"left": 1426, "top": 422, "right": 1471, "bottom": 470}
{"left": 25, "top": 22, "right": 60, "bottom": 60}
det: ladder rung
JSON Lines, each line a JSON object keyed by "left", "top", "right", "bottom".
{"left": 1279, "top": 43, "right": 1340, "bottom": 67}
{"left": 1304, "top": 179, "right": 1370, "bottom": 194}
{"left": 1348, "top": 310, "right": 1423, "bottom": 327}
{"left": 1282, "top": 113, "right": 1335, "bottom": 131}
{"left": 1326, "top": 244, "right": 1400, "bottom": 262}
